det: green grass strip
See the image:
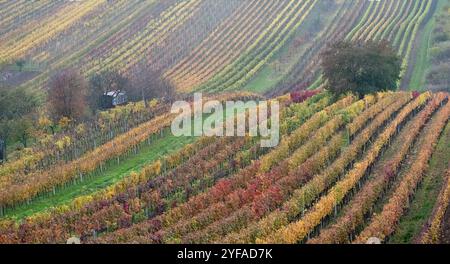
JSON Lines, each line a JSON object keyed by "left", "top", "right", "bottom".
{"left": 4, "top": 134, "right": 196, "bottom": 220}
{"left": 409, "top": 0, "right": 446, "bottom": 90}
{"left": 389, "top": 122, "right": 450, "bottom": 243}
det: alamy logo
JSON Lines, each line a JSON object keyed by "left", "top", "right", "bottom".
{"left": 170, "top": 93, "right": 280, "bottom": 148}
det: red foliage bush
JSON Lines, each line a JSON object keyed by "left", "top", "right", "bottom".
{"left": 290, "top": 90, "right": 321, "bottom": 103}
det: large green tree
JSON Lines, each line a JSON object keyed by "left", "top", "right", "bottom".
{"left": 321, "top": 40, "right": 401, "bottom": 96}
{"left": 0, "top": 86, "right": 39, "bottom": 151}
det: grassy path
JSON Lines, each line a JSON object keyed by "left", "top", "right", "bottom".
{"left": 408, "top": 0, "right": 446, "bottom": 91}
{"left": 4, "top": 134, "right": 196, "bottom": 220}
{"left": 389, "top": 122, "right": 450, "bottom": 243}
{"left": 242, "top": 2, "right": 338, "bottom": 94}
{"left": 2, "top": 105, "right": 254, "bottom": 220}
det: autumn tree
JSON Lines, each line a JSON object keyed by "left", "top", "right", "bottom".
{"left": 321, "top": 40, "right": 401, "bottom": 96}
{"left": 11, "top": 117, "right": 34, "bottom": 148}
{"left": 0, "top": 86, "right": 39, "bottom": 121}
{"left": 38, "top": 114, "right": 56, "bottom": 135}
{"left": 88, "top": 70, "right": 130, "bottom": 111}
{"left": 48, "top": 69, "right": 88, "bottom": 122}
{"left": 0, "top": 85, "right": 39, "bottom": 151}
{"left": 128, "top": 61, "right": 175, "bottom": 106}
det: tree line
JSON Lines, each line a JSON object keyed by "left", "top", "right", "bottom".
{"left": 0, "top": 65, "right": 175, "bottom": 161}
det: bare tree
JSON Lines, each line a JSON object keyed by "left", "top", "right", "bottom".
{"left": 128, "top": 60, "right": 176, "bottom": 106}
{"left": 48, "top": 68, "right": 88, "bottom": 122}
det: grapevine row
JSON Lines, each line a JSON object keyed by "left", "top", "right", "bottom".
{"left": 0, "top": 92, "right": 259, "bottom": 210}
{"left": 0, "top": 100, "right": 169, "bottom": 178}
{"left": 83, "top": 0, "right": 202, "bottom": 76}
{"left": 97, "top": 94, "right": 388, "bottom": 243}
{"left": 309, "top": 93, "right": 449, "bottom": 244}
{"left": 200, "top": 0, "right": 318, "bottom": 93}
{"left": 164, "top": 0, "right": 259, "bottom": 82}
{"left": 0, "top": 0, "right": 104, "bottom": 64}
{"left": 166, "top": 95, "right": 395, "bottom": 244}
{"left": 166, "top": 0, "right": 287, "bottom": 91}
{"left": 87, "top": 94, "right": 342, "bottom": 242}
{"left": 259, "top": 92, "right": 430, "bottom": 243}
{"left": 155, "top": 97, "right": 375, "bottom": 244}
{"left": 355, "top": 100, "right": 450, "bottom": 243}
{"left": 0, "top": 136, "right": 251, "bottom": 243}
{"left": 422, "top": 168, "right": 450, "bottom": 244}
{"left": 221, "top": 93, "right": 412, "bottom": 243}
{"left": 0, "top": 93, "right": 326, "bottom": 242}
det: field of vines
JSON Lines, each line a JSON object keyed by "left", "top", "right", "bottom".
{"left": 1, "top": 0, "right": 449, "bottom": 245}
{"left": 0, "top": 90, "right": 449, "bottom": 244}
{"left": 269, "top": 0, "right": 438, "bottom": 96}
{"left": 0, "top": 0, "right": 436, "bottom": 95}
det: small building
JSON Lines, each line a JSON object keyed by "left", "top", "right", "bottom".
{"left": 102, "top": 90, "right": 128, "bottom": 108}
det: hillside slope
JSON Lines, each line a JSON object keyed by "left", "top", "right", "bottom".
{"left": 0, "top": 91, "right": 449, "bottom": 244}
{"left": 0, "top": 0, "right": 439, "bottom": 96}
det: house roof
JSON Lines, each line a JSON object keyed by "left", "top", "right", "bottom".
{"left": 105, "top": 90, "right": 126, "bottom": 97}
